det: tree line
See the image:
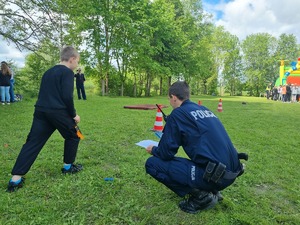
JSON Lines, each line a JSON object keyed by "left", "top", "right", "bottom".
{"left": 1, "top": 0, "right": 300, "bottom": 97}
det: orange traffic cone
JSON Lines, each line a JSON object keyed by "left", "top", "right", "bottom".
{"left": 217, "top": 99, "right": 223, "bottom": 112}
{"left": 198, "top": 100, "right": 202, "bottom": 105}
{"left": 152, "top": 105, "right": 164, "bottom": 131}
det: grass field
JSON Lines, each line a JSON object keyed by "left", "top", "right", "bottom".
{"left": 1, "top": 94, "right": 300, "bottom": 225}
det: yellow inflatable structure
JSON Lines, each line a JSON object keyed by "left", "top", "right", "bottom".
{"left": 279, "top": 58, "right": 300, "bottom": 85}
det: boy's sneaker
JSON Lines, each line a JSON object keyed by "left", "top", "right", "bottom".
{"left": 7, "top": 177, "right": 25, "bottom": 193}
{"left": 61, "top": 164, "right": 83, "bottom": 174}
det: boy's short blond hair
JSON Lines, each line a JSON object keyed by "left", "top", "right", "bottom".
{"left": 60, "top": 46, "right": 79, "bottom": 62}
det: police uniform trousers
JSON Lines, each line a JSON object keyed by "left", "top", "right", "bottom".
{"left": 145, "top": 156, "right": 235, "bottom": 197}
{"left": 11, "top": 110, "right": 80, "bottom": 175}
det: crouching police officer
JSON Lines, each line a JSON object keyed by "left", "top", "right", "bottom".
{"left": 145, "top": 81, "right": 246, "bottom": 214}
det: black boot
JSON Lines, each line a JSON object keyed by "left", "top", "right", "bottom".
{"left": 212, "top": 190, "right": 224, "bottom": 201}
{"left": 179, "top": 189, "right": 218, "bottom": 214}
{"left": 216, "top": 191, "right": 224, "bottom": 201}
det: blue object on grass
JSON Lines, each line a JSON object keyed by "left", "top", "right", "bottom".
{"left": 104, "top": 177, "right": 114, "bottom": 181}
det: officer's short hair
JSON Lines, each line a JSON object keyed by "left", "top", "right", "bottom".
{"left": 169, "top": 81, "right": 190, "bottom": 101}
{"left": 60, "top": 46, "right": 79, "bottom": 62}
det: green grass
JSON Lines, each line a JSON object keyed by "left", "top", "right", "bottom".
{"left": 1, "top": 94, "right": 300, "bottom": 224}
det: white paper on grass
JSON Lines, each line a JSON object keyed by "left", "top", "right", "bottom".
{"left": 135, "top": 140, "right": 159, "bottom": 148}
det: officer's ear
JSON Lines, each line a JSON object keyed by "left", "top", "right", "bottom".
{"left": 169, "top": 94, "right": 175, "bottom": 101}
{"left": 171, "top": 95, "right": 178, "bottom": 101}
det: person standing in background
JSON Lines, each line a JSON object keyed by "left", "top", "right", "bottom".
{"left": 266, "top": 84, "right": 271, "bottom": 100}
{"left": 278, "top": 85, "right": 282, "bottom": 101}
{"left": 285, "top": 83, "right": 291, "bottom": 103}
{"left": 74, "top": 68, "right": 86, "bottom": 100}
{"left": 281, "top": 85, "right": 286, "bottom": 102}
{"left": 0, "top": 62, "right": 12, "bottom": 105}
{"left": 291, "top": 84, "right": 298, "bottom": 103}
{"left": 297, "top": 85, "right": 300, "bottom": 102}
{"left": 272, "top": 86, "right": 278, "bottom": 101}
{"left": 1, "top": 61, "right": 15, "bottom": 103}
{"left": 9, "top": 65, "right": 15, "bottom": 103}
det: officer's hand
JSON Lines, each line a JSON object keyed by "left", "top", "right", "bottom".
{"left": 73, "top": 115, "right": 80, "bottom": 123}
{"left": 146, "top": 145, "right": 154, "bottom": 154}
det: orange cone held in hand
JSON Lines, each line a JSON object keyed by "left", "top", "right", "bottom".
{"left": 153, "top": 105, "right": 164, "bottom": 132}
{"left": 217, "top": 99, "right": 223, "bottom": 112}
{"left": 75, "top": 126, "right": 84, "bottom": 140}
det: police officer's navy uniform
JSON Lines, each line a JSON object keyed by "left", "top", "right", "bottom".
{"left": 145, "top": 99, "right": 242, "bottom": 197}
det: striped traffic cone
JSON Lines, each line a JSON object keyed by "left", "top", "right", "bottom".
{"left": 152, "top": 105, "right": 164, "bottom": 132}
{"left": 217, "top": 99, "right": 223, "bottom": 112}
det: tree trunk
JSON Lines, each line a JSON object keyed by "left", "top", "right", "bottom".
{"left": 145, "top": 72, "right": 152, "bottom": 97}
{"left": 133, "top": 70, "right": 137, "bottom": 97}
{"left": 104, "top": 7, "right": 110, "bottom": 95}
{"left": 121, "top": 82, "right": 124, "bottom": 96}
{"left": 203, "top": 79, "right": 207, "bottom": 95}
{"left": 168, "top": 76, "right": 172, "bottom": 88}
{"left": 159, "top": 77, "right": 163, "bottom": 96}
{"left": 101, "top": 79, "right": 105, "bottom": 96}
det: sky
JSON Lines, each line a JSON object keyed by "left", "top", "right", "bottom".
{"left": 1, "top": 0, "right": 300, "bottom": 67}
{"left": 0, "top": 39, "right": 28, "bottom": 67}
{"left": 203, "top": 0, "right": 300, "bottom": 42}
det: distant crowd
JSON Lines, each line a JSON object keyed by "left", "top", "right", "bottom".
{"left": 266, "top": 84, "right": 300, "bottom": 103}
{"left": 0, "top": 61, "right": 16, "bottom": 105}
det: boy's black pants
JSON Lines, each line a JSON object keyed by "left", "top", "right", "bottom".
{"left": 11, "top": 110, "right": 80, "bottom": 175}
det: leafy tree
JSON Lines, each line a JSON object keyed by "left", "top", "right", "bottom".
{"left": 8, "top": 0, "right": 297, "bottom": 99}
{"left": 210, "top": 26, "right": 242, "bottom": 96}
{"left": 173, "top": 0, "right": 215, "bottom": 95}
{"left": 188, "top": 36, "right": 215, "bottom": 95}
{"left": 275, "top": 34, "right": 299, "bottom": 62}
{"left": 242, "top": 33, "right": 277, "bottom": 96}
{"left": 111, "top": 0, "right": 154, "bottom": 96}
{"left": 64, "top": 0, "right": 154, "bottom": 96}
{"left": 0, "top": 0, "right": 67, "bottom": 52}
{"left": 17, "top": 41, "right": 60, "bottom": 97}
{"left": 222, "top": 34, "right": 243, "bottom": 96}
{"left": 144, "top": 0, "right": 182, "bottom": 96}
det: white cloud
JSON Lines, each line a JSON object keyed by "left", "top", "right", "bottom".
{"left": 0, "top": 39, "right": 28, "bottom": 67}
{"left": 205, "top": 0, "right": 300, "bottom": 43}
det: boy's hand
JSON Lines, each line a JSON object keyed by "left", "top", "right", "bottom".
{"left": 73, "top": 115, "right": 80, "bottom": 123}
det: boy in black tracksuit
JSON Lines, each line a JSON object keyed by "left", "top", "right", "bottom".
{"left": 7, "top": 46, "right": 83, "bottom": 192}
